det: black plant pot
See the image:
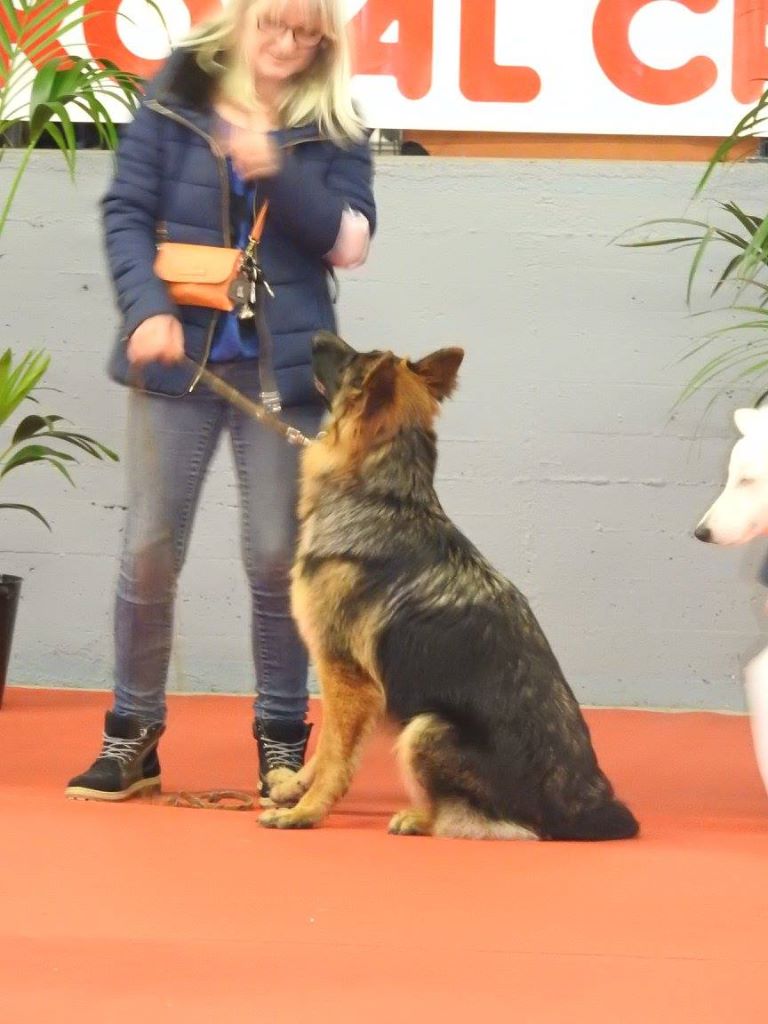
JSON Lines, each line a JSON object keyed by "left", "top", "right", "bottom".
{"left": 0, "top": 575, "right": 22, "bottom": 709}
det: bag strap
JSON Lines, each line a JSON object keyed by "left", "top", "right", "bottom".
{"left": 244, "top": 199, "right": 269, "bottom": 260}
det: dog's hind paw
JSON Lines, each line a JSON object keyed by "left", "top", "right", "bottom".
{"left": 388, "top": 809, "right": 433, "bottom": 836}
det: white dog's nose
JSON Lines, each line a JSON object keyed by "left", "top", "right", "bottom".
{"left": 694, "top": 524, "right": 712, "bottom": 543}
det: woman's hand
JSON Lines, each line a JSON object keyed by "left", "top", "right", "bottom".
{"left": 127, "top": 315, "right": 185, "bottom": 366}
{"left": 216, "top": 101, "right": 282, "bottom": 179}
{"left": 228, "top": 126, "right": 282, "bottom": 179}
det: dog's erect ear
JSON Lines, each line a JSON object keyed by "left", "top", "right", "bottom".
{"left": 410, "top": 348, "right": 464, "bottom": 401}
{"left": 312, "top": 329, "right": 356, "bottom": 360}
{"left": 362, "top": 354, "right": 397, "bottom": 419}
{"left": 734, "top": 408, "right": 765, "bottom": 436}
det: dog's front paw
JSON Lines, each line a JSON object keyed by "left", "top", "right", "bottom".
{"left": 388, "top": 809, "right": 432, "bottom": 836}
{"left": 268, "top": 771, "right": 310, "bottom": 808}
{"left": 259, "top": 806, "right": 321, "bottom": 830}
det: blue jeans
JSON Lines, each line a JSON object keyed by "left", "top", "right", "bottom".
{"left": 112, "top": 360, "right": 322, "bottom": 727}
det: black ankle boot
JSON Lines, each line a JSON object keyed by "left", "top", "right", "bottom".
{"left": 66, "top": 711, "right": 165, "bottom": 801}
{"left": 253, "top": 718, "right": 312, "bottom": 800}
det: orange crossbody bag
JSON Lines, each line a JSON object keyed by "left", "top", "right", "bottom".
{"left": 153, "top": 201, "right": 269, "bottom": 312}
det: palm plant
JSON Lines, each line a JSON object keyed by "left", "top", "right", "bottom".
{"left": 0, "top": 0, "right": 158, "bottom": 527}
{"left": 0, "top": 349, "right": 117, "bottom": 527}
{"left": 619, "top": 90, "right": 768, "bottom": 401}
{"left": 0, "top": 0, "right": 149, "bottom": 233}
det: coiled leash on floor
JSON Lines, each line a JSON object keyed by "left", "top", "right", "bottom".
{"left": 151, "top": 789, "right": 257, "bottom": 811}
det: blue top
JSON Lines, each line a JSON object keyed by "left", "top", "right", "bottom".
{"left": 209, "top": 158, "right": 259, "bottom": 363}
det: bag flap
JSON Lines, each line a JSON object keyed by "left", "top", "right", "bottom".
{"left": 154, "top": 243, "right": 240, "bottom": 284}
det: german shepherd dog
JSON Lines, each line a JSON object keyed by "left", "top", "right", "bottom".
{"left": 259, "top": 332, "right": 639, "bottom": 840}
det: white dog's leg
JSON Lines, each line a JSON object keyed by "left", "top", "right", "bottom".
{"left": 744, "top": 644, "right": 768, "bottom": 796}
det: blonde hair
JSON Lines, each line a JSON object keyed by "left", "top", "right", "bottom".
{"left": 183, "top": 0, "right": 365, "bottom": 143}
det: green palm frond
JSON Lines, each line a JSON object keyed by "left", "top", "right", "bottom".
{"left": 0, "top": 2, "right": 139, "bottom": 529}
{"left": 0, "top": 502, "right": 50, "bottom": 528}
{"left": 621, "top": 194, "right": 768, "bottom": 399}
{"left": 695, "top": 85, "right": 768, "bottom": 195}
{"left": 0, "top": 0, "right": 169, "bottom": 235}
{"left": 617, "top": 76, "right": 768, "bottom": 401}
{"left": 0, "top": 349, "right": 118, "bottom": 530}
{"left": 618, "top": 204, "right": 768, "bottom": 304}
{"left": 0, "top": 348, "right": 49, "bottom": 426}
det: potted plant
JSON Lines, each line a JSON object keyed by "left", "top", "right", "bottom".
{"left": 1, "top": 0, "right": 150, "bottom": 704}
{"left": 0, "top": 349, "right": 118, "bottom": 705}
{"left": 619, "top": 93, "right": 768, "bottom": 403}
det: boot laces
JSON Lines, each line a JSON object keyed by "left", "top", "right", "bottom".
{"left": 260, "top": 735, "right": 305, "bottom": 772}
{"left": 100, "top": 732, "right": 147, "bottom": 767}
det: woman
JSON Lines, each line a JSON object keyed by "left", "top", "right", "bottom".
{"left": 66, "top": 0, "right": 376, "bottom": 801}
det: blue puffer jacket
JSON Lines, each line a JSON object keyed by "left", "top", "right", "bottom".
{"left": 103, "top": 49, "right": 376, "bottom": 406}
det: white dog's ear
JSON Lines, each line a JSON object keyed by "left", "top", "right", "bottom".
{"left": 734, "top": 408, "right": 762, "bottom": 436}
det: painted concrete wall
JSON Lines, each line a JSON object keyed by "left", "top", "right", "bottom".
{"left": 1, "top": 151, "right": 766, "bottom": 710}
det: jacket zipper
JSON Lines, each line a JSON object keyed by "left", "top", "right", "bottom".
{"left": 144, "top": 102, "right": 325, "bottom": 394}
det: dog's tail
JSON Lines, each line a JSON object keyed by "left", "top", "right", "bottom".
{"left": 545, "top": 797, "right": 639, "bottom": 842}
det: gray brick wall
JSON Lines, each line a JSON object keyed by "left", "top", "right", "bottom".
{"left": 1, "top": 151, "right": 765, "bottom": 709}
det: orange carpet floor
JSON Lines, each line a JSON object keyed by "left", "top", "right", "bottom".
{"left": 0, "top": 686, "right": 767, "bottom": 1024}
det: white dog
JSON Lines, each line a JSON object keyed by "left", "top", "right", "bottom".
{"left": 695, "top": 407, "right": 768, "bottom": 546}
{"left": 696, "top": 406, "right": 768, "bottom": 795}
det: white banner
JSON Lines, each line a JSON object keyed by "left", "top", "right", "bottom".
{"left": 7, "top": 0, "right": 768, "bottom": 135}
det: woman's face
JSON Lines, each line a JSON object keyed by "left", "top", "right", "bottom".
{"left": 244, "top": 1, "right": 325, "bottom": 85}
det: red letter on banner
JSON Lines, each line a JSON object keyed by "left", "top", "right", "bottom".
{"left": 593, "top": 0, "right": 717, "bottom": 104}
{"left": 83, "top": 0, "right": 217, "bottom": 80}
{"left": 733, "top": 0, "right": 768, "bottom": 104}
{"left": 460, "top": 0, "right": 540, "bottom": 102}
{"left": 348, "top": 0, "right": 433, "bottom": 100}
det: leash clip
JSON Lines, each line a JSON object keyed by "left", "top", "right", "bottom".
{"left": 285, "top": 426, "right": 311, "bottom": 448}
{"left": 260, "top": 390, "right": 282, "bottom": 414}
